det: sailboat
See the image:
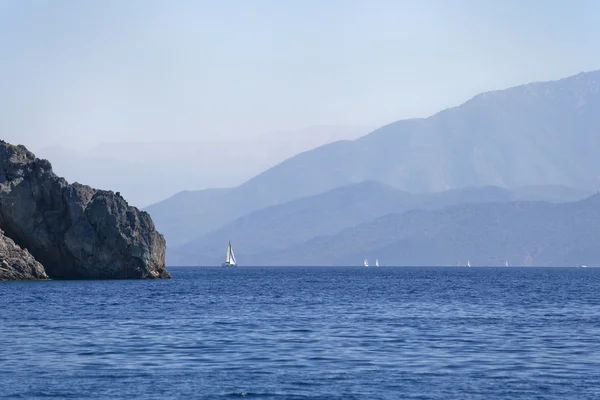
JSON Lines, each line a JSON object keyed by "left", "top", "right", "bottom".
{"left": 375, "top": 259, "right": 380, "bottom": 267}
{"left": 467, "top": 260, "right": 471, "bottom": 267}
{"left": 363, "top": 258, "right": 369, "bottom": 267}
{"left": 505, "top": 261, "right": 509, "bottom": 267}
{"left": 221, "top": 241, "right": 237, "bottom": 267}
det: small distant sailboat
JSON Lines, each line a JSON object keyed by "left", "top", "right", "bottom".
{"left": 375, "top": 259, "right": 380, "bottom": 267}
{"left": 505, "top": 260, "right": 509, "bottom": 267}
{"left": 364, "top": 258, "right": 369, "bottom": 267}
{"left": 221, "top": 241, "right": 237, "bottom": 267}
{"left": 467, "top": 260, "right": 471, "bottom": 267}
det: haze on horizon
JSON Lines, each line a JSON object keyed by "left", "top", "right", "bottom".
{"left": 2, "top": 0, "right": 600, "bottom": 151}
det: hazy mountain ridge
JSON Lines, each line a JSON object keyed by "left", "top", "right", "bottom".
{"left": 168, "top": 181, "right": 412, "bottom": 264}
{"left": 148, "top": 70, "right": 600, "bottom": 248}
{"left": 237, "top": 193, "right": 600, "bottom": 267}
{"left": 168, "top": 183, "right": 590, "bottom": 266}
{"left": 237, "top": 70, "right": 600, "bottom": 198}
{"left": 38, "top": 125, "right": 372, "bottom": 208}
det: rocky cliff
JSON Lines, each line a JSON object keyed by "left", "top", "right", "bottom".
{"left": 0, "top": 141, "right": 170, "bottom": 279}
{"left": 0, "top": 229, "right": 48, "bottom": 281}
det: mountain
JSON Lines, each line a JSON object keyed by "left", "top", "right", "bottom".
{"left": 239, "top": 194, "right": 600, "bottom": 267}
{"left": 168, "top": 181, "right": 413, "bottom": 264}
{"left": 510, "top": 184, "right": 594, "bottom": 203}
{"left": 147, "top": 70, "right": 600, "bottom": 248}
{"left": 37, "top": 125, "right": 372, "bottom": 208}
{"left": 169, "top": 183, "right": 590, "bottom": 266}
{"left": 236, "top": 70, "right": 600, "bottom": 198}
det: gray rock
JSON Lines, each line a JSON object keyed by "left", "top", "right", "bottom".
{"left": 0, "top": 141, "right": 169, "bottom": 279}
{"left": 0, "top": 229, "right": 48, "bottom": 281}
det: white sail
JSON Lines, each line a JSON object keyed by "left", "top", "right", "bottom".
{"left": 224, "top": 241, "right": 237, "bottom": 266}
{"left": 364, "top": 258, "right": 369, "bottom": 267}
{"left": 505, "top": 261, "right": 509, "bottom": 267}
{"left": 229, "top": 244, "right": 237, "bottom": 265}
{"left": 225, "top": 242, "right": 232, "bottom": 264}
{"left": 467, "top": 260, "right": 471, "bottom": 267}
{"left": 375, "top": 259, "right": 380, "bottom": 267}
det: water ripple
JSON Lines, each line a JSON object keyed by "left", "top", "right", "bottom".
{"left": 1, "top": 267, "right": 600, "bottom": 399}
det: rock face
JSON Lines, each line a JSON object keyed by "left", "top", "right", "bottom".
{"left": 0, "top": 141, "right": 170, "bottom": 279}
{"left": 0, "top": 229, "right": 48, "bottom": 281}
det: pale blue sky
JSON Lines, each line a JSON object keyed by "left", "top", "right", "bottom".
{"left": 1, "top": 0, "right": 599, "bottom": 149}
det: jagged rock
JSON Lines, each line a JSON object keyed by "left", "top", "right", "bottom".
{"left": 0, "top": 141, "right": 170, "bottom": 279}
{"left": 0, "top": 229, "right": 48, "bottom": 281}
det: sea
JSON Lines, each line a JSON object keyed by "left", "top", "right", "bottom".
{"left": 1, "top": 267, "right": 600, "bottom": 400}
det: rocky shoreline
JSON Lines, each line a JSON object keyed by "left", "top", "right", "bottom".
{"left": 0, "top": 141, "right": 170, "bottom": 280}
{"left": 0, "top": 229, "right": 48, "bottom": 281}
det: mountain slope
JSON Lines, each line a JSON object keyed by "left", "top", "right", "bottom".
{"left": 38, "top": 125, "right": 372, "bottom": 208}
{"left": 243, "top": 70, "right": 600, "bottom": 197}
{"left": 242, "top": 194, "right": 600, "bottom": 267}
{"left": 148, "top": 70, "right": 600, "bottom": 247}
{"left": 169, "top": 184, "right": 590, "bottom": 266}
{"left": 144, "top": 188, "right": 233, "bottom": 247}
{"left": 168, "top": 181, "right": 414, "bottom": 264}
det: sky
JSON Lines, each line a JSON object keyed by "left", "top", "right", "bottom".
{"left": 1, "top": 0, "right": 600, "bottom": 150}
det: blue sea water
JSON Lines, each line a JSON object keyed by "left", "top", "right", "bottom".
{"left": 1, "top": 267, "right": 600, "bottom": 400}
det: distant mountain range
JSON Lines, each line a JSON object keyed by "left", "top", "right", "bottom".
{"left": 37, "top": 125, "right": 372, "bottom": 207}
{"left": 238, "top": 193, "right": 600, "bottom": 267}
{"left": 147, "top": 70, "right": 600, "bottom": 253}
{"left": 168, "top": 183, "right": 591, "bottom": 266}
